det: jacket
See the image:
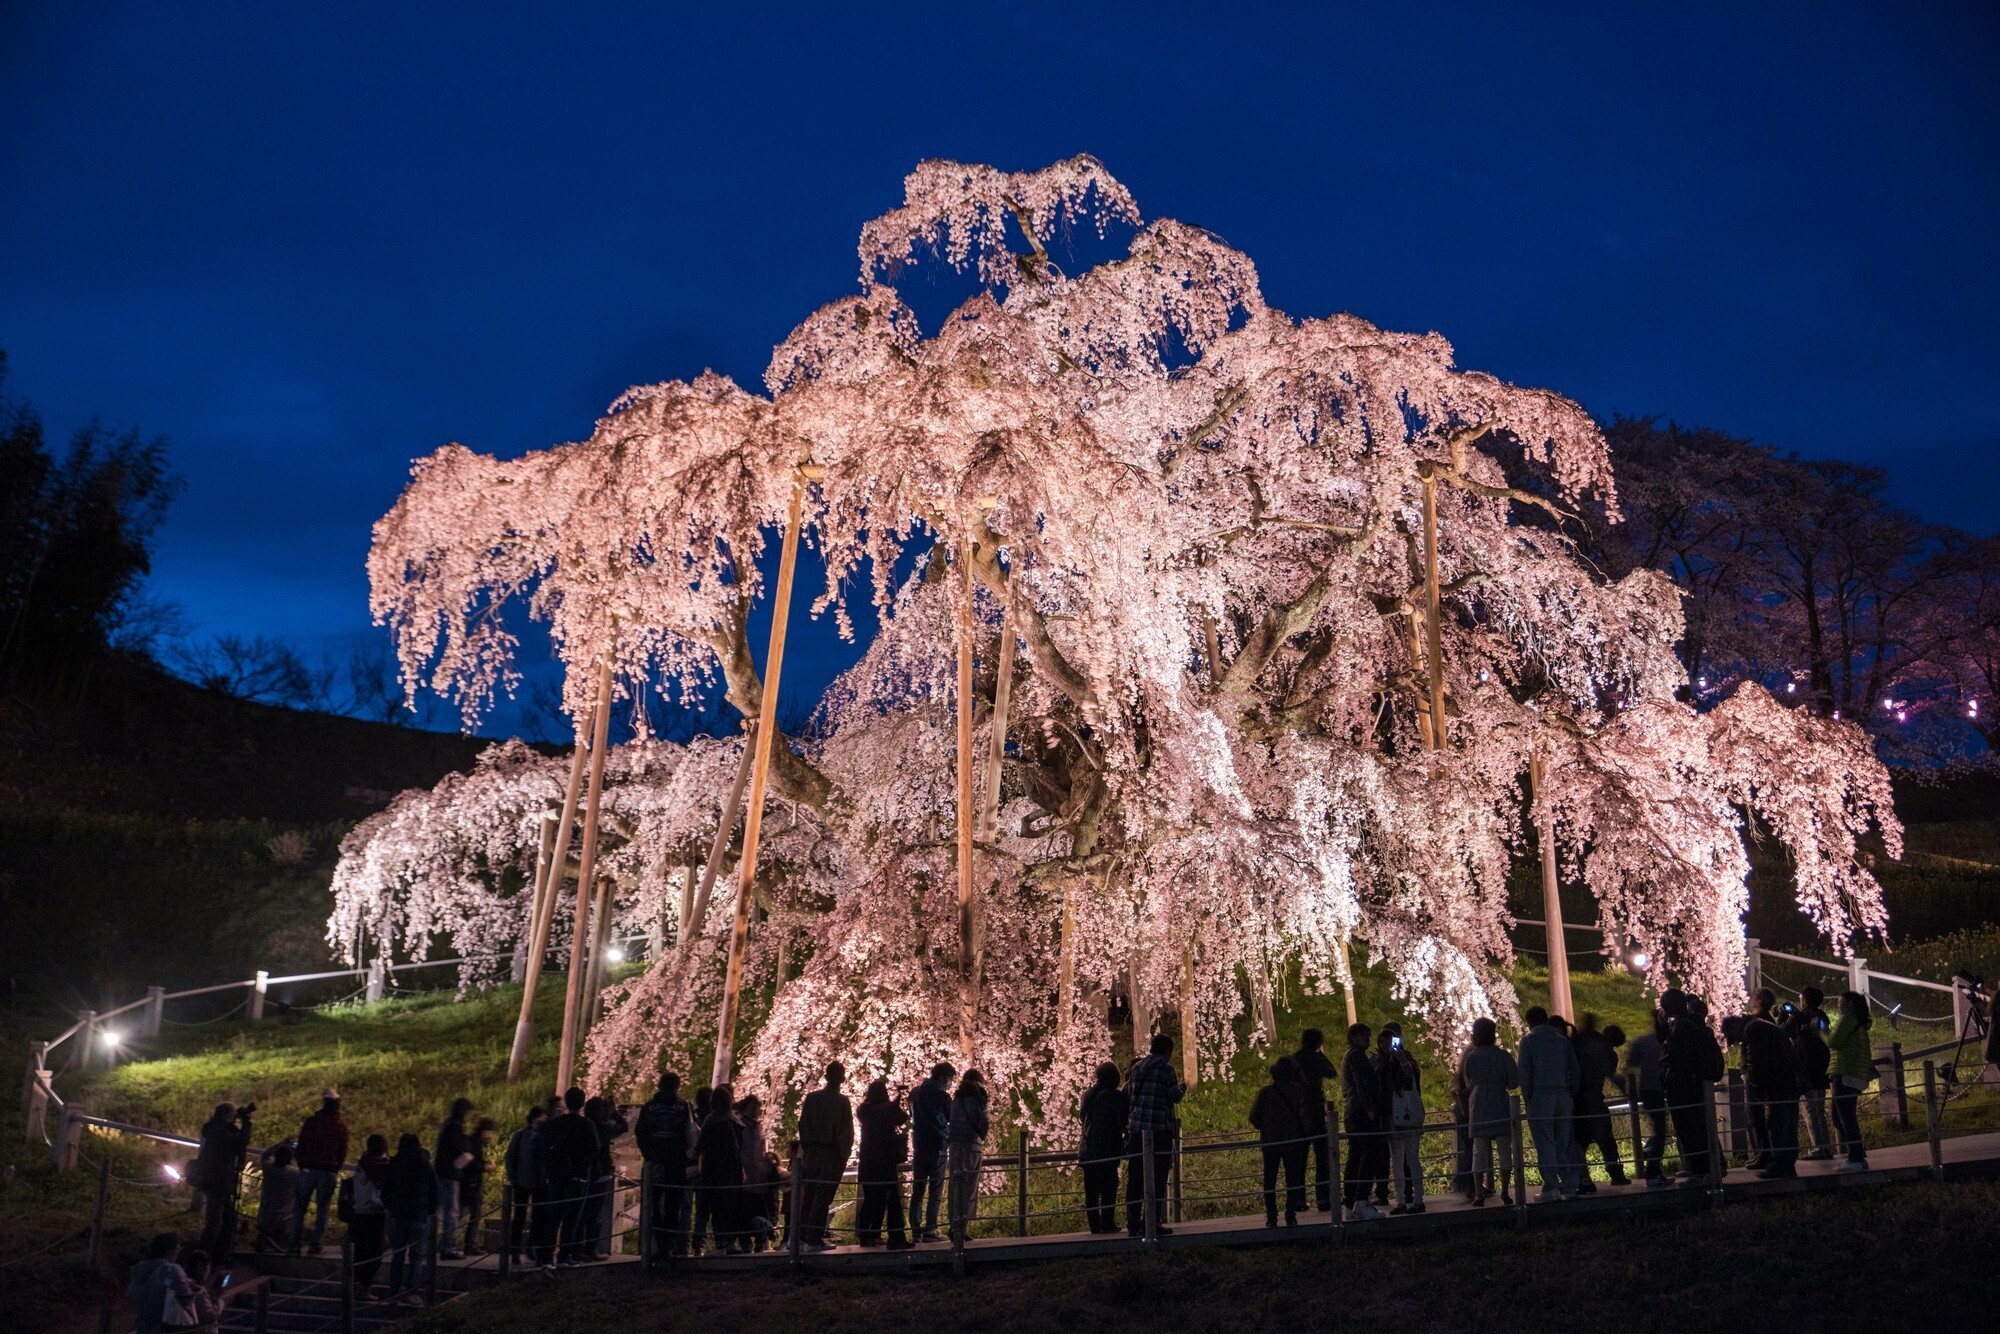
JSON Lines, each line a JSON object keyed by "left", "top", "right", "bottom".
{"left": 1078, "top": 1085, "right": 1129, "bottom": 1161}
{"left": 1741, "top": 1014, "right": 1802, "bottom": 1098}
{"left": 799, "top": 1086, "right": 855, "bottom": 1160}
{"left": 504, "top": 1126, "right": 546, "bottom": 1190}
{"left": 1624, "top": 1030, "right": 1665, "bottom": 1095}
{"left": 696, "top": 1110, "right": 744, "bottom": 1187}
{"left": 1790, "top": 1009, "right": 1832, "bottom": 1089}
{"left": 1379, "top": 1049, "right": 1424, "bottom": 1126}
{"left": 739, "top": 1116, "right": 770, "bottom": 1186}
{"left": 434, "top": 1117, "right": 472, "bottom": 1182}
{"left": 1340, "top": 1046, "right": 1384, "bottom": 1130}
{"left": 384, "top": 1150, "right": 439, "bottom": 1222}
{"left": 635, "top": 1095, "right": 694, "bottom": 1165}
{"left": 351, "top": 1153, "right": 390, "bottom": 1216}
{"left": 1292, "top": 1047, "right": 1338, "bottom": 1128}
{"left": 1124, "top": 1054, "right": 1185, "bottom": 1136}
{"left": 1455, "top": 1044, "right": 1518, "bottom": 1136}
{"left": 948, "top": 1083, "right": 991, "bottom": 1145}
{"left": 1572, "top": 1030, "right": 1619, "bottom": 1113}
{"left": 587, "top": 1107, "right": 627, "bottom": 1178}
{"left": 1827, "top": 1014, "right": 1875, "bottom": 1083}
{"left": 542, "top": 1111, "right": 600, "bottom": 1182}
{"left": 127, "top": 1258, "right": 194, "bottom": 1334}
{"left": 1248, "top": 1076, "right": 1312, "bottom": 1145}
{"left": 1663, "top": 1016, "right": 1726, "bottom": 1093}
{"left": 1517, "top": 1023, "right": 1581, "bottom": 1098}
{"left": 856, "top": 1099, "right": 911, "bottom": 1177}
{"left": 295, "top": 1109, "right": 349, "bottom": 1172}
{"left": 910, "top": 1077, "right": 953, "bottom": 1156}
{"left": 191, "top": 1114, "right": 248, "bottom": 1194}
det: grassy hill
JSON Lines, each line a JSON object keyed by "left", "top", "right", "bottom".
{"left": 0, "top": 663, "right": 495, "bottom": 1012}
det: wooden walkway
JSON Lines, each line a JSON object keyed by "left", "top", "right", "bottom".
{"left": 364, "top": 1128, "right": 2000, "bottom": 1281}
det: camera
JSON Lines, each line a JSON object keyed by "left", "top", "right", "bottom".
{"left": 236, "top": 1103, "right": 257, "bottom": 1121}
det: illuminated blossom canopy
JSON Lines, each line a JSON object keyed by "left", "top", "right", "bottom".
{"left": 348, "top": 157, "right": 1899, "bottom": 1124}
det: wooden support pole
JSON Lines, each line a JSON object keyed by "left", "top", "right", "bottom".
{"left": 1179, "top": 948, "right": 1198, "bottom": 1089}
{"left": 955, "top": 535, "right": 978, "bottom": 1065}
{"left": 1129, "top": 953, "right": 1152, "bottom": 1046}
{"left": 1055, "top": 888, "right": 1076, "bottom": 1036}
{"left": 143, "top": 986, "right": 165, "bottom": 1038}
{"left": 508, "top": 719, "right": 592, "bottom": 1084}
{"left": 248, "top": 974, "right": 267, "bottom": 1023}
{"left": 682, "top": 727, "right": 757, "bottom": 962}
{"left": 513, "top": 813, "right": 559, "bottom": 984}
{"left": 86, "top": 1155, "right": 110, "bottom": 1266}
{"left": 581, "top": 875, "right": 614, "bottom": 1030}
{"left": 1421, "top": 468, "right": 1446, "bottom": 751}
{"left": 977, "top": 584, "right": 1016, "bottom": 843}
{"left": 556, "top": 656, "right": 616, "bottom": 1095}
{"left": 1529, "top": 749, "right": 1574, "bottom": 1023}
{"left": 1923, "top": 1060, "right": 1943, "bottom": 1180}
{"left": 1338, "top": 940, "right": 1359, "bottom": 1029}
{"left": 713, "top": 470, "right": 805, "bottom": 1086}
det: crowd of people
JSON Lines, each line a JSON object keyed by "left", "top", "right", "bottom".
{"left": 134, "top": 983, "right": 1887, "bottom": 1325}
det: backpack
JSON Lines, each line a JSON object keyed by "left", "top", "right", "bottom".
{"left": 336, "top": 1174, "right": 355, "bottom": 1223}
{"left": 1697, "top": 1025, "right": 1726, "bottom": 1084}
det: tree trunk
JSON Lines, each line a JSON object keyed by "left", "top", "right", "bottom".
{"left": 1422, "top": 471, "right": 1446, "bottom": 750}
{"left": 955, "top": 537, "right": 978, "bottom": 1065}
{"left": 508, "top": 720, "right": 594, "bottom": 1083}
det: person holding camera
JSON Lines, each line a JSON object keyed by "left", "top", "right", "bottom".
{"left": 1377, "top": 1023, "right": 1426, "bottom": 1212}
{"left": 192, "top": 1103, "right": 253, "bottom": 1261}
{"left": 855, "top": 1077, "right": 913, "bottom": 1248}
{"left": 1339, "top": 1023, "right": 1387, "bottom": 1220}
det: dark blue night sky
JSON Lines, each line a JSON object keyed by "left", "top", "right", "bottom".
{"left": 3, "top": 4, "right": 1995, "bottom": 738}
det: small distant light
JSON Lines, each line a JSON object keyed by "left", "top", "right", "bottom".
{"left": 1785, "top": 682, "right": 1796, "bottom": 694}
{"left": 1477, "top": 670, "right": 1489, "bottom": 683}
{"left": 1882, "top": 697, "right": 1894, "bottom": 709}
{"left": 1697, "top": 676, "right": 1707, "bottom": 689}
{"left": 1896, "top": 710, "right": 1907, "bottom": 723}
{"left": 163, "top": 1163, "right": 182, "bottom": 1182}
{"left": 1630, "top": 950, "right": 1650, "bottom": 970}
{"left": 605, "top": 947, "right": 624, "bottom": 964}
{"left": 1832, "top": 710, "right": 1841, "bottom": 720}
{"left": 1970, "top": 701, "right": 1980, "bottom": 717}
{"left": 100, "top": 1031, "right": 121, "bottom": 1048}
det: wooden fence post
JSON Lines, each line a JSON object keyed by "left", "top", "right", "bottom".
{"left": 1016, "top": 1132, "right": 1028, "bottom": 1237}
{"left": 788, "top": 1146, "right": 805, "bottom": 1271}
{"left": 1923, "top": 1060, "right": 1943, "bottom": 1180}
{"left": 144, "top": 986, "right": 165, "bottom": 1038}
{"left": 1744, "top": 938, "right": 1762, "bottom": 1003}
{"left": 499, "top": 1183, "right": 514, "bottom": 1276}
{"left": 1624, "top": 1073, "right": 1644, "bottom": 1181}
{"left": 1140, "top": 1128, "right": 1158, "bottom": 1242}
{"left": 86, "top": 1155, "right": 110, "bottom": 1266}
{"left": 1508, "top": 1093, "right": 1527, "bottom": 1215}
{"left": 22, "top": 1041, "right": 47, "bottom": 1130}
{"left": 1171, "top": 1127, "right": 1183, "bottom": 1224}
{"left": 56, "top": 1104, "right": 82, "bottom": 1172}
{"left": 1848, "top": 957, "right": 1870, "bottom": 1006}
{"left": 1700, "top": 1080, "right": 1723, "bottom": 1197}
{"left": 365, "top": 959, "right": 385, "bottom": 1004}
{"left": 1328, "top": 1101, "right": 1345, "bottom": 1240}
{"left": 248, "top": 972, "right": 268, "bottom": 1022}
{"left": 1723, "top": 1069, "right": 1748, "bottom": 1161}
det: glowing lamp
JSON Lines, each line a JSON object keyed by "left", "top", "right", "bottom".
{"left": 163, "top": 1163, "right": 182, "bottom": 1182}
{"left": 605, "top": 947, "right": 624, "bottom": 964}
{"left": 1630, "top": 950, "right": 1650, "bottom": 970}
{"left": 100, "top": 1030, "right": 121, "bottom": 1049}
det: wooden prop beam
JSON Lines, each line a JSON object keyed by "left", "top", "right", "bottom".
{"left": 955, "top": 536, "right": 978, "bottom": 1064}
{"left": 1179, "top": 948, "right": 1198, "bottom": 1088}
{"left": 1421, "top": 470, "right": 1446, "bottom": 751}
{"left": 507, "top": 709, "right": 593, "bottom": 1082}
{"left": 1530, "top": 748, "right": 1575, "bottom": 1022}
{"left": 681, "top": 724, "right": 758, "bottom": 959}
{"left": 1339, "top": 937, "right": 1359, "bottom": 1028}
{"left": 580, "top": 874, "right": 615, "bottom": 1028}
{"left": 976, "top": 584, "right": 1017, "bottom": 843}
{"left": 712, "top": 472, "right": 805, "bottom": 1086}
{"left": 554, "top": 654, "right": 615, "bottom": 1095}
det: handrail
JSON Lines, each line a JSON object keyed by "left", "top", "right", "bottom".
{"left": 1757, "top": 947, "right": 1843, "bottom": 969}
{"left": 1863, "top": 968, "right": 1956, "bottom": 995}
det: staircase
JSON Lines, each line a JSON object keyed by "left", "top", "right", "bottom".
{"left": 217, "top": 1257, "right": 488, "bottom": 1332}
